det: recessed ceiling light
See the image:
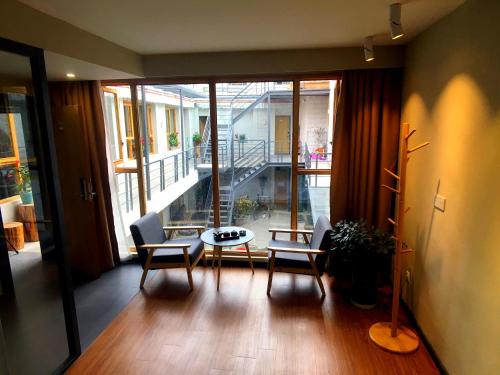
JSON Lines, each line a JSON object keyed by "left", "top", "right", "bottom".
{"left": 66, "top": 73, "right": 76, "bottom": 78}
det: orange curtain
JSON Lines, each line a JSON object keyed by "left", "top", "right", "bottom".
{"left": 49, "top": 81, "right": 119, "bottom": 277}
{"left": 330, "top": 69, "right": 402, "bottom": 229}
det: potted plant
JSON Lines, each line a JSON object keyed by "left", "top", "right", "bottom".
{"left": 330, "top": 220, "right": 394, "bottom": 309}
{"left": 192, "top": 132, "right": 202, "bottom": 145}
{"left": 192, "top": 132, "right": 202, "bottom": 157}
{"left": 9, "top": 165, "right": 33, "bottom": 204}
{"left": 234, "top": 196, "right": 257, "bottom": 225}
{"left": 168, "top": 132, "right": 179, "bottom": 148}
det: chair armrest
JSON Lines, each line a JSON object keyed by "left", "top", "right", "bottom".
{"left": 268, "top": 246, "right": 325, "bottom": 255}
{"left": 163, "top": 226, "right": 205, "bottom": 231}
{"left": 139, "top": 243, "right": 191, "bottom": 250}
{"left": 268, "top": 228, "right": 314, "bottom": 234}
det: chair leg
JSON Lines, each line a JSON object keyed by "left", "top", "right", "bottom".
{"left": 140, "top": 251, "right": 154, "bottom": 289}
{"left": 267, "top": 251, "right": 276, "bottom": 296}
{"left": 183, "top": 249, "right": 194, "bottom": 291}
{"left": 186, "top": 267, "right": 194, "bottom": 291}
{"left": 202, "top": 249, "right": 207, "bottom": 267}
{"left": 139, "top": 267, "right": 149, "bottom": 289}
{"left": 307, "top": 253, "right": 325, "bottom": 296}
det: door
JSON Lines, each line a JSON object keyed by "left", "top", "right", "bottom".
{"left": 274, "top": 115, "right": 290, "bottom": 154}
{"left": 52, "top": 105, "right": 100, "bottom": 279}
{"left": 199, "top": 115, "right": 207, "bottom": 136}
{"left": 274, "top": 167, "right": 290, "bottom": 205}
{"left": 0, "top": 39, "right": 80, "bottom": 374}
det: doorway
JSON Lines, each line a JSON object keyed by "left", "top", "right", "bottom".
{"left": 199, "top": 115, "right": 208, "bottom": 137}
{"left": 0, "top": 38, "right": 79, "bottom": 374}
{"left": 274, "top": 115, "right": 290, "bottom": 154}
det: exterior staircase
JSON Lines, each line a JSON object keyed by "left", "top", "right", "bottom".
{"left": 200, "top": 82, "right": 290, "bottom": 227}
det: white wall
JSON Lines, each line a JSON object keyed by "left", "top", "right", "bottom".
{"left": 299, "top": 95, "right": 329, "bottom": 151}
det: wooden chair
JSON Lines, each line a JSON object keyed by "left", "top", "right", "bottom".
{"left": 130, "top": 212, "right": 206, "bottom": 290}
{"left": 267, "top": 215, "right": 333, "bottom": 297}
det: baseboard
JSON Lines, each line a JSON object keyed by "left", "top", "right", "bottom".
{"left": 400, "top": 300, "right": 449, "bottom": 375}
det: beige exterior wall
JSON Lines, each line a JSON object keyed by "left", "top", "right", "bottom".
{"left": 401, "top": 1, "right": 500, "bottom": 374}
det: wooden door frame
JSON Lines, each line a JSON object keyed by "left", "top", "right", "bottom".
{"left": 146, "top": 104, "right": 156, "bottom": 154}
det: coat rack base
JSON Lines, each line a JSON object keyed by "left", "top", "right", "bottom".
{"left": 369, "top": 322, "right": 419, "bottom": 354}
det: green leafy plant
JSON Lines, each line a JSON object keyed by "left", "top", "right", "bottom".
{"left": 331, "top": 220, "right": 394, "bottom": 259}
{"left": 192, "top": 132, "right": 202, "bottom": 144}
{"left": 8, "top": 165, "right": 31, "bottom": 194}
{"left": 168, "top": 132, "right": 179, "bottom": 147}
{"left": 234, "top": 196, "right": 257, "bottom": 217}
{"left": 330, "top": 219, "right": 394, "bottom": 308}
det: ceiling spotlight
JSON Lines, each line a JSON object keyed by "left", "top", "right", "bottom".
{"left": 390, "top": 3, "right": 404, "bottom": 40}
{"left": 66, "top": 73, "right": 76, "bottom": 78}
{"left": 364, "top": 36, "right": 375, "bottom": 62}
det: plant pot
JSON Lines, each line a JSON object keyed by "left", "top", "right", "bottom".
{"left": 20, "top": 191, "right": 33, "bottom": 204}
{"left": 350, "top": 254, "right": 377, "bottom": 309}
{"left": 235, "top": 215, "right": 252, "bottom": 226}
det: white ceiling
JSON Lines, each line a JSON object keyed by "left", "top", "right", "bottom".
{"left": 44, "top": 51, "right": 140, "bottom": 81}
{"left": 19, "top": 0, "right": 464, "bottom": 54}
{"left": 0, "top": 51, "right": 140, "bottom": 82}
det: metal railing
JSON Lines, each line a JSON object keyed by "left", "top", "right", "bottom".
{"left": 116, "top": 144, "right": 228, "bottom": 213}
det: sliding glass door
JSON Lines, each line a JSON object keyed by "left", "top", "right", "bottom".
{"left": 0, "top": 38, "right": 79, "bottom": 374}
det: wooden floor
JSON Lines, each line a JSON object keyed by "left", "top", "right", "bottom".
{"left": 67, "top": 266, "right": 439, "bottom": 375}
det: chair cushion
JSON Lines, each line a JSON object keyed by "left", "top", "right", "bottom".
{"left": 310, "top": 216, "right": 333, "bottom": 275}
{"left": 310, "top": 215, "right": 333, "bottom": 251}
{"left": 150, "top": 237, "right": 204, "bottom": 267}
{"left": 130, "top": 212, "right": 167, "bottom": 268}
{"left": 268, "top": 239, "right": 313, "bottom": 270}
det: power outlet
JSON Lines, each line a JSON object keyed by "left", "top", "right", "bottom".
{"left": 434, "top": 194, "right": 446, "bottom": 212}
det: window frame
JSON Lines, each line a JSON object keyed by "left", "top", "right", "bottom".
{"left": 101, "top": 73, "right": 340, "bottom": 241}
{"left": 102, "top": 87, "right": 124, "bottom": 163}
{"left": 0, "top": 113, "right": 21, "bottom": 203}
{"left": 122, "top": 100, "right": 135, "bottom": 160}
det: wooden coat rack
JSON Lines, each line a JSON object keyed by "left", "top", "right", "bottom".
{"left": 369, "top": 123, "right": 429, "bottom": 353}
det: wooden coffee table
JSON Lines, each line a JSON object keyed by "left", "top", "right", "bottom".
{"left": 200, "top": 227, "right": 254, "bottom": 290}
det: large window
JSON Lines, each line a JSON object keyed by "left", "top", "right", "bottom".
{"left": 101, "top": 78, "right": 338, "bottom": 256}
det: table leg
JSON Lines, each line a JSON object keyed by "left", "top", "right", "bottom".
{"left": 245, "top": 242, "right": 254, "bottom": 274}
{"left": 217, "top": 245, "right": 222, "bottom": 291}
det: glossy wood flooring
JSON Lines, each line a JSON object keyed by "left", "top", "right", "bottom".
{"left": 67, "top": 266, "right": 439, "bottom": 375}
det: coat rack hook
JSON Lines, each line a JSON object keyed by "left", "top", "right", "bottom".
{"left": 384, "top": 168, "right": 400, "bottom": 180}
{"left": 405, "top": 129, "right": 416, "bottom": 140}
{"left": 381, "top": 184, "right": 400, "bottom": 194}
{"left": 408, "top": 142, "right": 430, "bottom": 153}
